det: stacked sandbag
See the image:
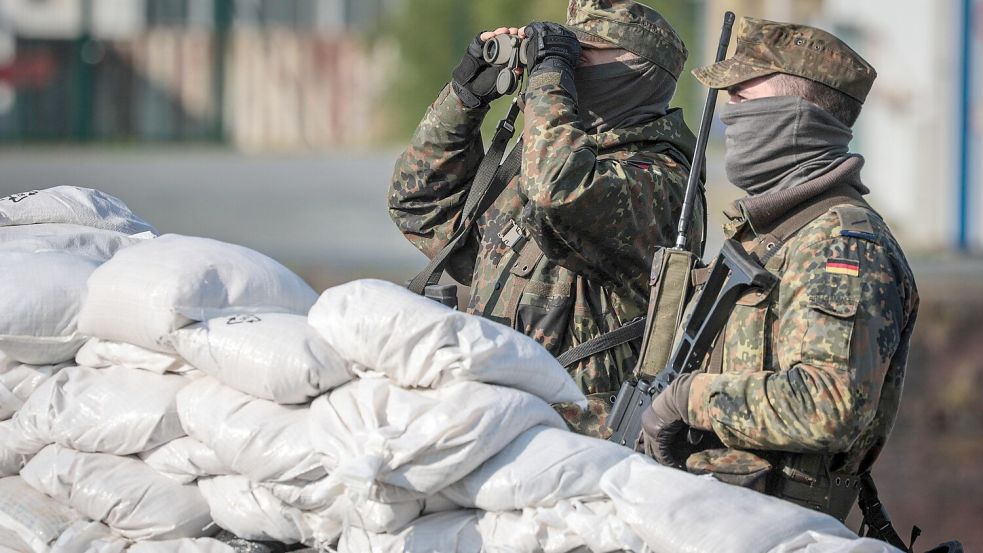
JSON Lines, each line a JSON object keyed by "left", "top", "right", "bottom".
{"left": 0, "top": 187, "right": 154, "bottom": 370}
{"left": 0, "top": 187, "right": 905, "bottom": 553}
{"left": 20, "top": 446, "right": 212, "bottom": 541}
{"left": 0, "top": 187, "right": 155, "bottom": 235}
{"left": 77, "top": 234, "right": 318, "bottom": 353}
{"left": 0, "top": 354, "right": 69, "bottom": 421}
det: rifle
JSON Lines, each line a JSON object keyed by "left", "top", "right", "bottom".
{"left": 606, "top": 11, "right": 782, "bottom": 447}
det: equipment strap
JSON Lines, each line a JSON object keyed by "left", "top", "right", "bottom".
{"left": 408, "top": 100, "right": 523, "bottom": 295}
{"left": 556, "top": 317, "right": 646, "bottom": 368}
{"left": 858, "top": 472, "right": 917, "bottom": 552}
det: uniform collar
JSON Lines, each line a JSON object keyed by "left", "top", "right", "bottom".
{"left": 590, "top": 108, "right": 697, "bottom": 160}
{"left": 722, "top": 156, "right": 869, "bottom": 238}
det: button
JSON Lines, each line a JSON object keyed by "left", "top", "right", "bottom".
{"left": 494, "top": 282, "right": 501, "bottom": 290}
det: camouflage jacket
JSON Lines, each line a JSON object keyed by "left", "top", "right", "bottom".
{"left": 389, "top": 81, "right": 701, "bottom": 436}
{"left": 685, "top": 161, "right": 918, "bottom": 478}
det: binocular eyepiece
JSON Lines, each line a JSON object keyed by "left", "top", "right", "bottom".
{"left": 481, "top": 35, "right": 529, "bottom": 96}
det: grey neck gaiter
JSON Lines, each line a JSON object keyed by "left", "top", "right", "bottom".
{"left": 574, "top": 58, "right": 676, "bottom": 134}
{"left": 720, "top": 96, "right": 860, "bottom": 195}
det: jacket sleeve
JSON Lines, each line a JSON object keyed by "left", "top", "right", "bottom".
{"left": 388, "top": 84, "right": 489, "bottom": 283}
{"left": 516, "top": 81, "right": 691, "bottom": 295}
{"left": 687, "top": 236, "right": 911, "bottom": 452}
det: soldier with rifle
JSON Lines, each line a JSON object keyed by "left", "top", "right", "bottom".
{"left": 390, "top": 0, "right": 705, "bottom": 436}
{"left": 617, "top": 15, "right": 931, "bottom": 550}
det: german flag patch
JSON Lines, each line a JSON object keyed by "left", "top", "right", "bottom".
{"left": 826, "top": 258, "right": 860, "bottom": 277}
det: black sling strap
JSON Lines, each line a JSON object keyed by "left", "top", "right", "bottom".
{"left": 555, "top": 317, "right": 647, "bottom": 368}
{"left": 408, "top": 99, "right": 523, "bottom": 295}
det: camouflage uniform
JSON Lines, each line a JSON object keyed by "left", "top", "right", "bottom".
{"left": 678, "top": 18, "right": 918, "bottom": 515}
{"left": 389, "top": 0, "right": 702, "bottom": 436}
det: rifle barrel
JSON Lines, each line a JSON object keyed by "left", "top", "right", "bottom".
{"left": 674, "top": 11, "right": 736, "bottom": 250}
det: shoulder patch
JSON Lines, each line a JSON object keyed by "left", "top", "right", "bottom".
{"left": 831, "top": 205, "right": 877, "bottom": 242}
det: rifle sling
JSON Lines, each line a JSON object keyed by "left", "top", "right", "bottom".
{"left": 408, "top": 104, "right": 523, "bottom": 296}
{"left": 556, "top": 317, "right": 647, "bottom": 368}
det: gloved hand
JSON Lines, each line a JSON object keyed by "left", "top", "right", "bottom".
{"left": 452, "top": 34, "right": 503, "bottom": 109}
{"left": 641, "top": 373, "right": 695, "bottom": 468}
{"left": 522, "top": 22, "right": 581, "bottom": 78}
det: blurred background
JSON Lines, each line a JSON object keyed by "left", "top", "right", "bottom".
{"left": 0, "top": 0, "right": 980, "bottom": 549}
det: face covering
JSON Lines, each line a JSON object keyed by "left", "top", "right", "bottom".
{"left": 574, "top": 57, "right": 676, "bottom": 134}
{"left": 719, "top": 96, "right": 858, "bottom": 195}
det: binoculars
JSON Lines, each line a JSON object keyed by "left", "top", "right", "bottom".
{"left": 482, "top": 34, "right": 529, "bottom": 95}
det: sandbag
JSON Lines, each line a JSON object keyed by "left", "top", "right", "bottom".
{"left": 78, "top": 234, "right": 318, "bottom": 353}
{"left": 76, "top": 339, "right": 195, "bottom": 375}
{"left": 0, "top": 223, "right": 147, "bottom": 262}
{"left": 600, "top": 456, "right": 855, "bottom": 553}
{"left": 308, "top": 280, "right": 585, "bottom": 407}
{"left": 0, "top": 250, "right": 100, "bottom": 364}
{"left": 0, "top": 187, "right": 155, "bottom": 235}
{"left": 0, "top": 361, "right": 66, "bottom": 420}
{"left": 49, "top": 520, "right": 128, "bottom": 553}
{"left": 337, "top": 510, "right": 483, "bottom": 553}
{"left": 0, "top": 419, "right": 46, "bottom": 477}
{"left": 198, "top": 476, "right": 313, "bottom": 545}
{"left": 176, "top": 377, "right": 324, "bottom": 483}
{"left": 139, "top": 437, "right": 231, "bottom": 484}
{"left": 766, "top": 531, "right": 901, "bottom": 553}
{"left": 14, "top": 366, "right": 188, "bottom": 455}
{"left": 171, "top": 313, "right": 351, "bottom": 404}
{"left": 0, "top": 476, "right": 84, "bottom": 553}
{"left": 309, "top": 377, "right": 566, "bottom": 497}
{"left": 507, "top": 500, "right": 647, "bottom": 553}
{"left": 20, "top": 445, "right": 213, "bottom": 541}
{"left": 441, "top": 425, "right": 632, "bottom": 512}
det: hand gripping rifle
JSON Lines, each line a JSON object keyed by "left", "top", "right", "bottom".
{"left": 606, "top": 12, "right": 778, "bottom": 448}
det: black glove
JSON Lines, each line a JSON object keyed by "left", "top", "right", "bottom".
{"left": 523, "top": 22, "right": 581, "bottom": 78}
{"left": 452, "top": 34, "right": 503, "bottom": 109}
{"left": 641, "top": 373, "right": 696, "bottom": 468}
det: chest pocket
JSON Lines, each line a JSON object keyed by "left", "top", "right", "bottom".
{"left": 719, "top": 286, "right": 776, "bottom": 375}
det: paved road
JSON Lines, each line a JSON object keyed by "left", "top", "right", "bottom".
{"left": 0, "top": 148, "right": 426, "bottom": 279}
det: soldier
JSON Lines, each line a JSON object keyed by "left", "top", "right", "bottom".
{"left": 640, "top": 17, "right": 919, "bottom": 521}
{"left": 389, "top": 0, "right": 704, "bottom": 436}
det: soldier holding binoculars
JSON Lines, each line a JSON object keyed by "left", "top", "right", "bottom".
{"left": 389, "top": 0, "right": 702, "bottom": 435}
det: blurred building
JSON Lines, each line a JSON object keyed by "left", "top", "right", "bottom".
{"left": 0, "top": 0, "right": 397, "bottom": 148}
{"left": 701, "top": 0, "right": 981, "bottom": 252}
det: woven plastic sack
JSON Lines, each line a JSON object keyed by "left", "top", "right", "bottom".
{"left": 76, "top": 338, "right": 195, "bottom": 375}
{"left": 309, "top": 376, "right": 566, "bottom": 497}
{"left": 0, "top": 223, "right": 147, "bottom": 262}
{"left": 441, "top": 425, "right": 632, "bottom": 511}
{"left": 600, "top": 456, "right": 855, "bottom": 553}
{"left": 337, "top": 510, "right": 482, "bottom": 553}
{"left": 14, "top": 366, "right": 188, "bottom": 455}
{"left": 0, "top": 476, "right": 83, "bottom": 553}
{"left": 766, "top": 531, "right": 902, "bottom": 553}
{"left": 177, "top": 377, "right": 324, "bottom": 483}
{"left": 20, "top": 445, "right": 213, "bottom": 541}
{"left": 171, "top": 313, "right": 351, "bottom": 404}
{"left": 139, "top": 437, "right": 231, "bottom": 484}
{"left": 308, "top": 279, "right": 585, "bottom": 407}
{"left": 78, "top": 234, "right": 317, "bottom": 353}
{"left": 0, "top": 360, "right": 66, "bottom": 420}
{"left": 0, "top": 186, "right": 156, "bottom": 235}
{"left": 0, "top": 418, "right": 46, "bottom": 477}
{"left": 0, "top": 250, "right": 100, "bottom": 364}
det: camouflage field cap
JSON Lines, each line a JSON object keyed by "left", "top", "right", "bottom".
{"left": 692, "top": 17, "right": 877, "bottom": 103}
{"left": 565, "top": 0, "right": 688, "bottom": 80}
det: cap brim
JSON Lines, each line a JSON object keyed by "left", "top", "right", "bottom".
{"left": 565, "top": 26, "right": 620, "bottom": 49}
{"left": 692, "top": 56, "right": 778, "bottom": 90}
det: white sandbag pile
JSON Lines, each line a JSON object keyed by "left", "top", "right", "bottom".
{"left": 77, "top": 234, "right": 318, "bottom": 353}
{"left": 0, "top": 187, "right": 902, "bottom": 553}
